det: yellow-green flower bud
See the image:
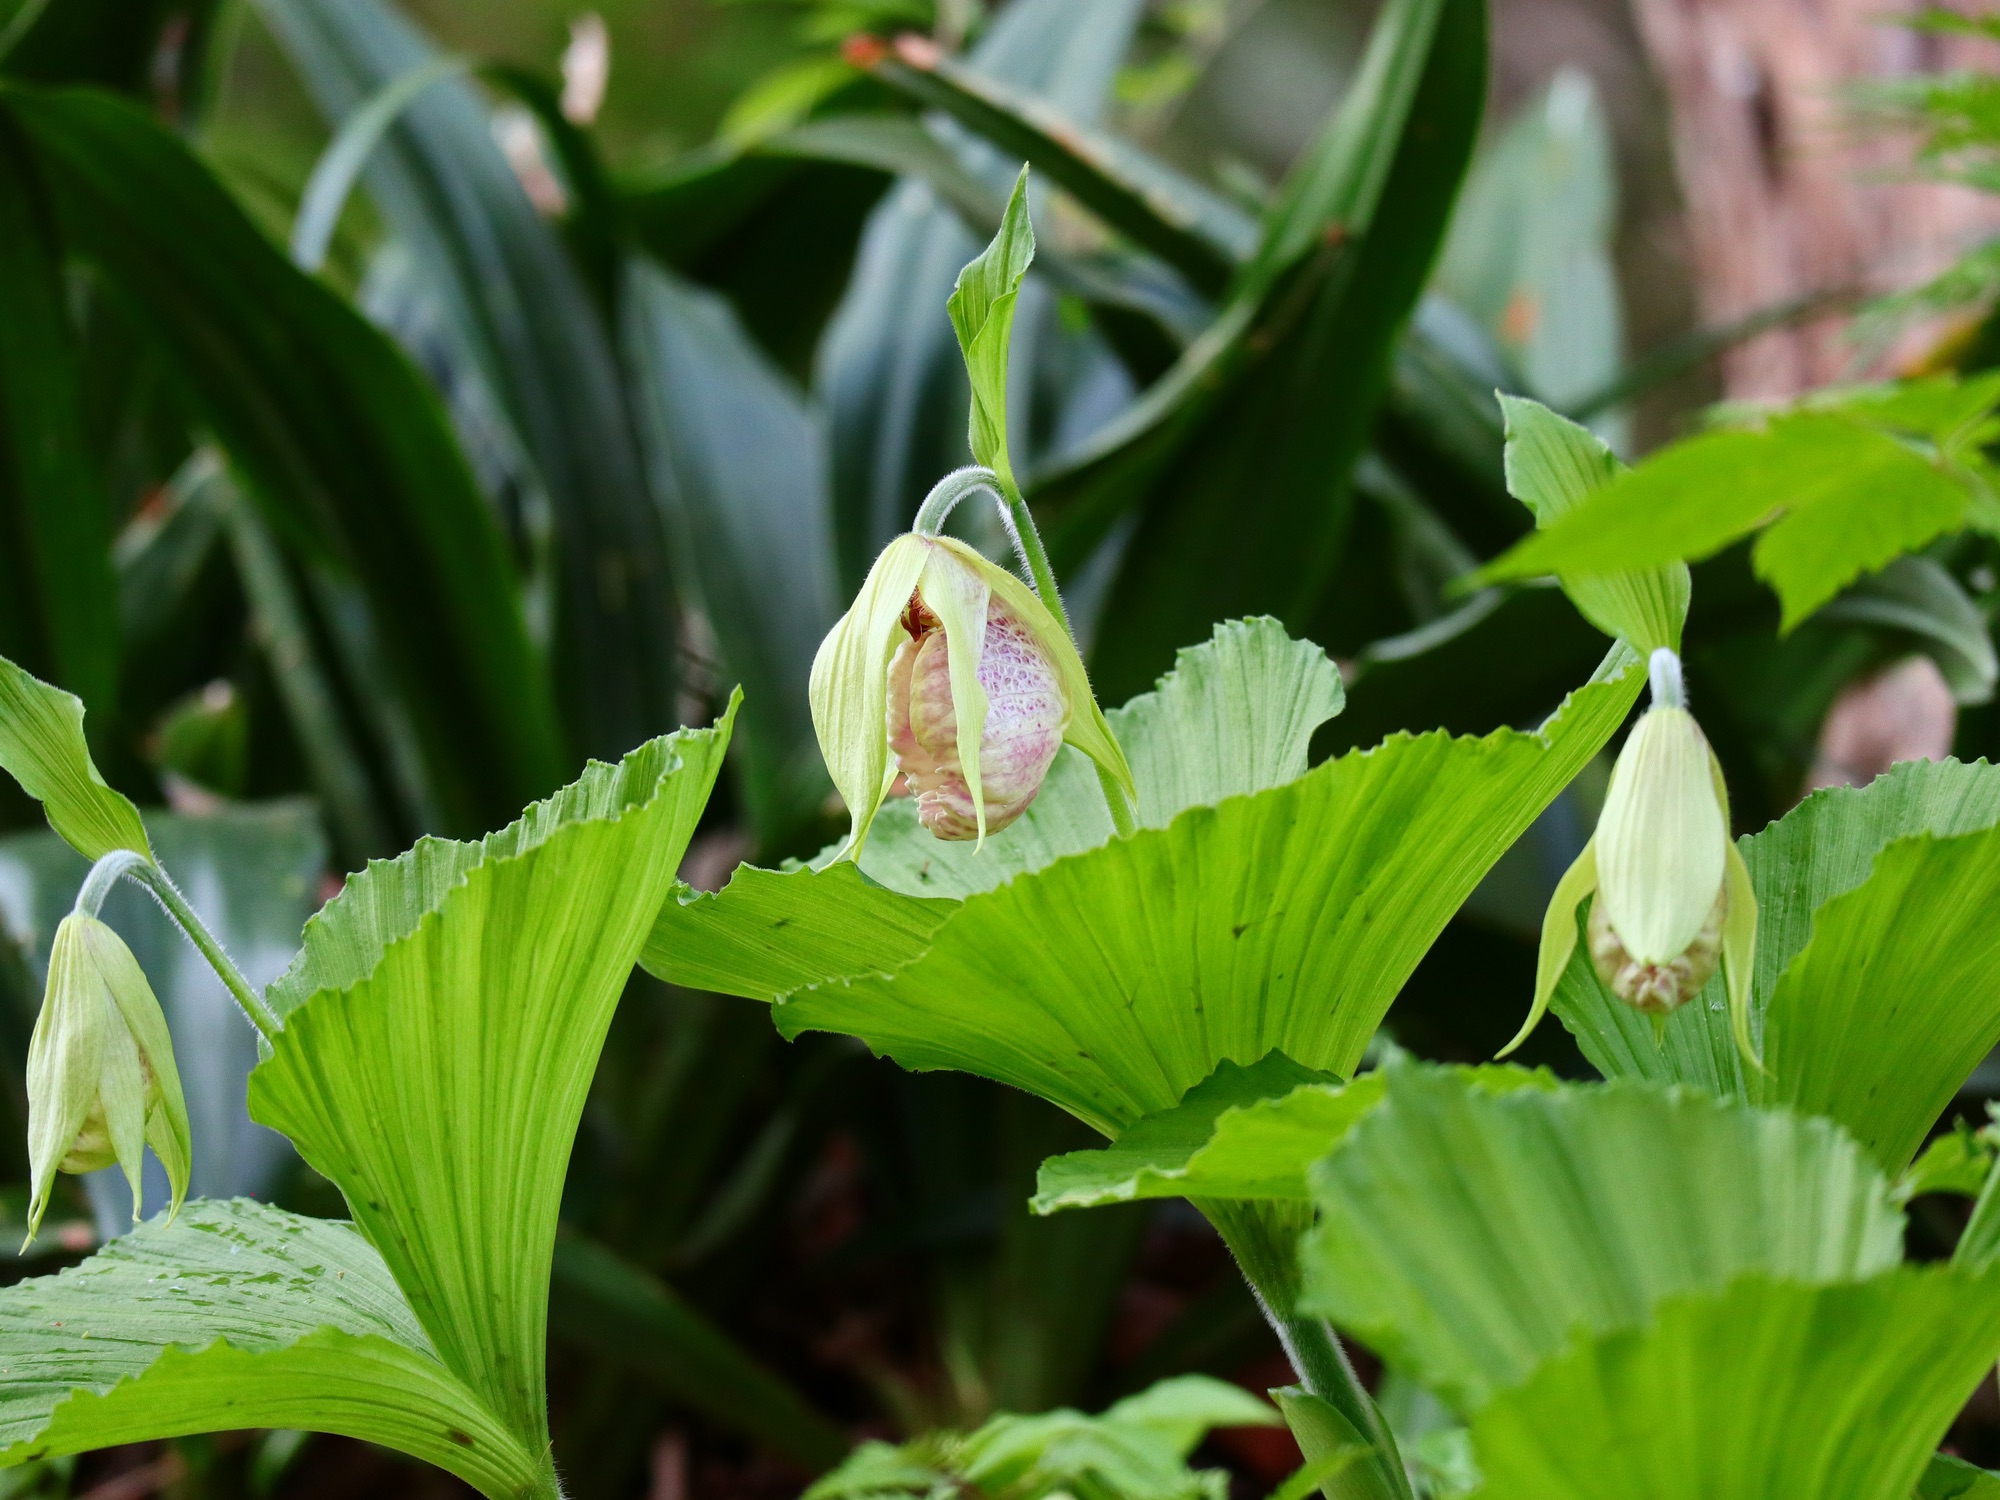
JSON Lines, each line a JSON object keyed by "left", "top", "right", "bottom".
{"left": 25, "top": 914, "right": 191, "bottom": 1246}
{"left": 1502, "top": 649, "right": 1760, "bottom": 1065}
{"left": 811, "top": 531, "right": 1134, "bottom": 855}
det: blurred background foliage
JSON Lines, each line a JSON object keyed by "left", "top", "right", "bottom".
{"left": 1, "top": 0, "right": 1999, "bottom": 1496}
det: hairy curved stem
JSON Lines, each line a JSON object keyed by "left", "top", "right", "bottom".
{"left": 74, "top": 851, "right": 281, "bottom": 1041}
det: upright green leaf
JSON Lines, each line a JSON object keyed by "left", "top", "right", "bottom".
{"left": 649, "top": 627, "right": 1644, "bottom": 1136}
{"left": 0, "top": 657, "right": 149, "bottom": 862}
{"left": 0, "top": 121, "right": 114, "bottom": 715}
{"left": 1301, "top": 1069, "right": 1905, "bottom": 1412}
{"left": 250, "top": 707, "right": 734, "bottom": 1449}
{"left": 1497, "top": 395, "right": 1687, "bottom": 653}
{"left": 0, "top": 1200, "right": 547, "bottom": 1498}
{"left": 620, "top": 257, "right": 837, "bottom": 849}
{"left": 1552, "top": 758, "right": 2000, "bottom": 1170}
{"left": 817, "top": 0, "right": 1146, "bottom": 590}
{"left": 3, "top": 85, "right": 564, "bottom": 835}
{"left": 254, "top": 0, "right": 682, "bottom": 765}
{"left": 1041, "top": 0, "right": 1487, "bottom": 700}
{"left": 948, "top": 167, "right": 1036, "bottom": 490}
{"left": 1466, "top": 1272, "right": 2000, "bottom": 1500}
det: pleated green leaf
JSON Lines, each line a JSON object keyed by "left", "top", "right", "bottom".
{"left": 1552, "top": 757, "right": 2000, "bottom": 1171}
{"left": 1032, "top": 1057, "right": 1551, "bottom": 1214}
{"left": 249, "top": 704, "right": 734, "bottom": 1452}
{"left": 853, "top": 617, "right": 1345, "bottom": 900}
{"left": 1300, "top": 1068, "right": 1904, "bottom": 1412}
{"left": 0, "top": 1199, "right": 546, "bottom": 1498}
{"left": 0, "top": 655, "right": 149, "bottom": 863}
{"left": 648, "top": 622, "right": 1644, "bottom": 1136}
{"left": 1465, "top": 1272, "right": 2000, "bottom": 1500}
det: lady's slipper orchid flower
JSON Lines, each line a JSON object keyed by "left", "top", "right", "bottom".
{"left": 1502, "top": 648, "right": 1760, "bottom": 1066}
{"left": 25, "top": 914, "right": 191, "bottom": 1245}
{"left": 811, "top": 530, "right": 1134, "bottom": 854}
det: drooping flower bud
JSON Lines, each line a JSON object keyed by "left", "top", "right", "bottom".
{"left": 1502, "top": 649, "right": 1760, "bottom": 1065}
{"left": 25, "top": 914, "right": 191, "bottom": 1245}
{"left": 811, "top": 531, "right": 1134, "bottom": 854}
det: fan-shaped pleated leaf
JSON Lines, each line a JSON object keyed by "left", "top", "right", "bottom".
{"left": 1300, "top": 1068, "right": 1904, "bottom": 1411}
{"left": 248, "top": 704, "right": 734, "bottom": 1451}
{"left": 1552, "top": 757, "right": 2000, "bottom": 1170}
{"left": 647, "top": 621, "right": 1644, "bottom": 1135}
{"left": 1465, "top": 1271, "right": 2000, "bottom": 1500}
{"left": 0, "top": 1200, "right": 545, "bottom": 1498}
{"left": 1032, "top": 1055, "right": 1550, "bottom": 1214}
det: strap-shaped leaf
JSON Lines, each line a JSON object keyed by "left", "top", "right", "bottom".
{"left": 0, "top": 655, "right": 150, "bottom": 863}
{"left": 1301, "top": 1068, "right": 1904, "bottom": 1411}
{"left": 1466, "top": 1271, "right": 2000, "bottom": 1500}
{"left": 0, "top": 126, "right": 116, "bottom": 716}
{"left": 650, "top": 629, "right": 1644, "bottom": 1136}
{"left": 620, "top": 258, "right": 837, "bottom": 848}
{"left": 1924, "top": 1455, "right": 2000, "bottom": 1499}
{"left": 1032, "top": 1056, "right": 1552, "bottom": 1213}
{"left": 0, "top": 1199, "right": 545, "bottom": 1498}
{"left": 2, "top": 85, "right": 564, "bottom": 833}
{"left": 250, "top": 705, "right": 734, "bottom": 1450}
{"left": 1037, "top": 0, "right": 1487, "bottom": 702}
{"left": 1553, "top": 757, "right": 2000, "bottom": 1171}
{"left": 255, "top": 0, "right": 683, "bottom": 766}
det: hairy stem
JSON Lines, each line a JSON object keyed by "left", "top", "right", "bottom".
{"left": 105, "top": 857, "right": 282, "bottom": 1041}
{"left": 1200, "top": 1199, "right": 1412, "bottom": 1500}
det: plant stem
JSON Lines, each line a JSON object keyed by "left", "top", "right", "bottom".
{"left": 1201, "top": 1199, "right": 1413, "bottom": 1500}
{"left": 130, "top": 859, "right": 282, "bottom": 1041}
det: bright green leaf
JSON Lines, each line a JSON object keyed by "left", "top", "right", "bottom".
{"left": 0, "top": 1199, "right": 546, "bottom": 1498}
{"left": 1032, "top": 1057, "right": 1552, "bottom": 1214}
{"left": 1300, "top": 1068, "right": 1904, "bottom": 1411}
{"left": 1901, "top": 1124, "right": 1998, "bottom": 1202}
{"left": 948, "top": 165, "right": 1036, "bottom": 490}
{"left": 1922, "top": 1454, "right": 2000, "bottom": 1499}
{"left": 1497, "top": 395, "right": 1688, "bottom": 653}
{"left": 0, "top": 655, "right": 150, "bottom": 863}
{"left": 1552, "top": 757, "right": 2000, "bottom": 1171}
{"left": 249, "top": 706, "right": 734, "bottom": 1452}
{"left": 1465, "top": 1271, "right": 2000, "bottom": 1500}
{"left": 1477, "top": 412, "right": 1976, "bottom": 631}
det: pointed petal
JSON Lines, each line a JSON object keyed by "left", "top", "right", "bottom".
{"left": 927, "top": 536, "right": 1136, "bottom": 803}
{"left": 85, "top": 918, "right": 191, "bottom": 1221}
{"left": 811, "top": 535, "right": 928, "bottom": 855}
{"left": 96, "top": 993, "right": 149, "bottom": 1223}
{"left": 919, "top": 545, "right": 993, "bottom": 848}
{"left": 1723, "top": 838, "right": 1764, "bottom": 1074}
{"left": 1595, "top": 707, "right": 1727, "bottom": 963}
{"left": 1499, "top": 839, "right": 1599, "bottom": 1058}
{"left": 24, "top": 918, "right": 104, "bottom": 1245}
